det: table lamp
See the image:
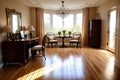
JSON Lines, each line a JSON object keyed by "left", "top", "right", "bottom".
{"left": 28, "top": 25, "right": 35, "bottom": 38}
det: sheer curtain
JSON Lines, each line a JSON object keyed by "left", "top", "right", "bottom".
{"left": 82, "top": 8, "right": 89, "bottom": 46}
{"left": 36, "top": 8, "right": 45, "bottom": 44}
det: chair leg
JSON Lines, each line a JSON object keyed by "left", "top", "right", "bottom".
{"left": 77, "top": 43, "right": 79, "bottom": 47}
{"left": 42, "top": 49, "right": 46, "bottom": 60}
{"left": 56, "top": 42, "right": 57, "bottom": 47}
{"left": 31, "top": 50, "right": 36, "bottom": 58}
{"left": 48, "top": 42, "right": 50, "bottom": 47}
{"left": 69, "top": 43, "right": 71, "bottom": 47}
{"left": 51, "top": 43, "right": 52, "bottom": 47}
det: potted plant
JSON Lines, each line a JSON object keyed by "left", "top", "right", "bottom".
{"left": 58, "top": 31, "right": 61, "bottom": 36}
{"left": 68, "top": 31, "right": 72, "bottom": 36}
{"left": 62, "top": 30, "right": 66, "bottom": 36}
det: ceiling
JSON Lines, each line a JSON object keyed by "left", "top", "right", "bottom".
{"left": 17, "top": 0, "right": 108, "bottom": 10}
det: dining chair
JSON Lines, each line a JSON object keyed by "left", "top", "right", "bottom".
{"left": 31, "top": 35, "right": 46, "bottom": 60}
{"left": 69, "top": 32, "right": 82, "bottom": 47}
{"left": 46, "top": 32, "right": 58, "bottom": 47}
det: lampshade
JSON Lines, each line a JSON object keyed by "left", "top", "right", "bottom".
{"left": 28, "top": 25, "right": 35, "bottom": 32}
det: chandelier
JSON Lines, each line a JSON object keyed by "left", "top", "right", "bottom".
{"left": 56, "top": 0, "right": 70, "bottom": 18}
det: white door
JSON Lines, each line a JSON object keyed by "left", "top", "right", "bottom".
{"left": 115, "top": 5, "right": 120, "bottom": 68}
{"left": 107, "top": 9, "right": 116, "bottom": 53}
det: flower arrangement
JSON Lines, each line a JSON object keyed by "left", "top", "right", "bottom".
{"left": 62, "top": 30, "right": 66, "bottom": 35}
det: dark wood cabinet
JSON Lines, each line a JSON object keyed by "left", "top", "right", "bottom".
{"left": 2, "top": 37, "right": 39, "bottom": 66}
{"left": 88, "top": 19, "right": 101, "bottom": 48}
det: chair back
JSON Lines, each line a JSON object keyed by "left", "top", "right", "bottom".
{"left": 72, "top": 32, "right": 81, "bottom": 40}
{"left": 42, "top": 35, "right": 46, "bottom": 47}
{"left": 46, "top": 32, "right": 55, "bottom": 40}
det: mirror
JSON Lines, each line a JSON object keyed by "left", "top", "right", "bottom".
{"left": 6, "top": 8, "right": 22, "bottom": 33}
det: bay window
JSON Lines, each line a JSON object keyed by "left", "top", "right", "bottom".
{"left": 44, "top": 12, "right": 83, "bottom": 34}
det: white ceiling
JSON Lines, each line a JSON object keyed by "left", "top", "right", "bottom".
{"left": 17, "top": 0, "right": 108, "bottom": 10}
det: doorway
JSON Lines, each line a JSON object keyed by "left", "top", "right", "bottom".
{"left": 107, "top": 9, "right": 116, "bottom": 53}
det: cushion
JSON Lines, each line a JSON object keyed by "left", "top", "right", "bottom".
{"left": 70, "top": 40, "right": 78, "bottom": 42}
{"left": 73, "top": 36, "right": 79, "bottom": 40}
{"left": 48, "top": 36, "right": 55, "bottom": 40}
{"left": 49, "top": 40, "right": 58, "bottom": 42}
{"left": 32, "top": 45, "right": 42, "bottom": 50}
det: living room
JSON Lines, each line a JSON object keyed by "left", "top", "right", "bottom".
{"left": 0, "top": 0, "right": 120, "bottom": 80}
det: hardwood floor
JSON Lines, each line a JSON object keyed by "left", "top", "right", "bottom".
{"left": 0, "top": 48, "right": 120, "bottom": 80}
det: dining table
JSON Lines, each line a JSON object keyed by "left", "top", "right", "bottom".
{"left": 55, "top": 35, "right": 72, "bottom": 47}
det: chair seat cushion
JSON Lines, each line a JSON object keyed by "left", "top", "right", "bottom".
{"left": 70, "top": 40, "right": 78, "bottom": 42}
{"left": 48, "top": 36, "right": 55, "bottom": 40}
{"left": 73, "top": 36, "right": 79, "bottom": 39}
{"left": 32, "top": 45, "right": 42, "bottom": 50}
{"left": 49, "top": 40, "right": 58, "bottom": 42}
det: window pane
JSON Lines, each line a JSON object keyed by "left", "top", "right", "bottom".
{"left": 53, "top": 14, "right": 62, "bottom": 34}
{"left": 64, "top": 14, "right": 73, "bottom": 32}
{"left": 76, "top": 13, "right": 83, "bottom": 33}
{"left": 44, "top": 13, "right": 51, "bottom": 33}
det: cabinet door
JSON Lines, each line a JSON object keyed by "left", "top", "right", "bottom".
{"left": 88, "top": 20, "right": 101, "bottom": 48}
{"left": 2, "top": 41, "right": 26, "bottom": 65}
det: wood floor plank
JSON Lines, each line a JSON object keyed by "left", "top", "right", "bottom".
{"left": 0, "top": 48, "right": 120, "bottom": 80}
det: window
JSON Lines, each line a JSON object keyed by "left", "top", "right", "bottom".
{"left": 53, "top": 14, "right": 62, "bottom": 33}
{"left": 76, "top": 13, "right": 83, "bottom": 33}
{"left": 44, "top": 13, "right": 51, "bottom": 33}
{"left": 44, "top": 12, "right": 83, "bottom": 34}
{"left": 64, "top": 14, "right": 74, "bottom": 31}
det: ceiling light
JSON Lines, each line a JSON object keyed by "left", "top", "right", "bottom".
{"left": 56, "top": 0, "right": 70, "bottom": 18}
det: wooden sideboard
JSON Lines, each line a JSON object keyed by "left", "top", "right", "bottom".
{"left": 2, "top": 37, "right": 39, "bottom": 66}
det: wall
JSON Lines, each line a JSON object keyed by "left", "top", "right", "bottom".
{"left": 89, "top": 7, "right": 97, "bottom": 20}
{"left": 30, "top": 7, "right": 36, "bottom": 37}
{"left": 0, "top": 0, "right": 30, "bottom": 66}
{"left": 97, "top": 0, "right": 120, "bottom": 49}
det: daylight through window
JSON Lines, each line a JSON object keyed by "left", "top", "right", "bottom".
{"left": 44, "top": 12, "right": 83, "bottom": 34}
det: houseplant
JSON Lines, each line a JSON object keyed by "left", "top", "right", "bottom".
{"left": 68, "top": 31, "right": 72, "bottom": 36}
{"left": 58, "top": 31, "right": 61, "bottom": 36}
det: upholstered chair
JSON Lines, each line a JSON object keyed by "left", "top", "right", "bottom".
{"left": 69, "top": 32, "right": 82, "bottom": 47}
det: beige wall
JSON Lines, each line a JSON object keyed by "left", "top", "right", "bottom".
{"left": 89, "top": 7, "right": 97, "bottom": 20}
{"left": 0, "top": 0, "right": 30, "bottom": 66}
{"left": 97, "top": 0, "right": 120, "bottom": 49}
{"left": 0, "top": 0, "right": 30, "bottom": 27}
{"left": 30, "top": 7, "right": 36, "bottom": 37}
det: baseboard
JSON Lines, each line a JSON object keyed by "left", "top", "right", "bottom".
{"left": 100, "top": 45, "right": 107, "bottom": 50}
{"left": 115, "top": 59, "right": 120, "bottom": 69}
